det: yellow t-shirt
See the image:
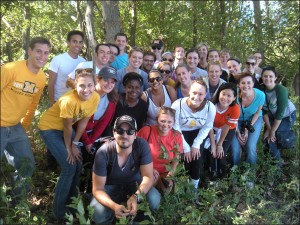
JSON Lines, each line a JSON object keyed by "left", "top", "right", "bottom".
{"left": 1, "top": 60, "right": 46, "bottom": 129}
{"left": 167, "top": 78, "right": 175, "bottom": 87}
{"left": 38, "top": 90, "right": 100, "bottom": 131}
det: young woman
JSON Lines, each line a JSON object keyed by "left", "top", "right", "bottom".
{"left": 243, "top": 55, "right": 261, "bottom": 86}
{"left": 186, "top": 48, "right": 208, "bottom": 80}
{"left": 157, "top": 61, "right": 175, "bottom": 87}
{"left": 137, "top": 106, "right": 183, "bottom": 193}
{"left": 174, "top": 64, "right": 193, "bottom": 99}
{"left": 206, "top": 49, "right": 228, "bottom": 81}
{"left": 171, "top": 80, "right": 216, "bottom": 190}
{"left": 205, "top": 83, "right": 240, "bottom": 180}
{"left": 113, "top": 72, "right": 147, "bottom": 131}
{"left": 79, "top": 67, "right": 118, "bottom": 193}
{"left": 227, "top": 58, "right": 242, "bottom": 84}
{"left": 196, "top": 42, "right": 209, "bottom": 70}
{"left": 260, "top": 66, "right": 296, "bottom": 164}
{"left": 205, "top": 61, "right": 227, "bottom": 100}
{"left": 141, "top": 69, "right": 176, "bottom": 125}
{"left": 38, "top": 68, "right": 99, "bottom": 220}
{"left": 230, "top": 72, "right": 265, "bottom": 167}
{"left": 115, "top": 47, "right": 149, "bottom": 94}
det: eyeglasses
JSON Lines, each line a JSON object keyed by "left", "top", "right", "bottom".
{"left": 162, "top": 58, "right": 173, "bottom": 62}
{"left": 115, "top": 128, "right": 136, "bottom": 135}
{"left": 148, "top": 76, "right": 162, "bottom": 83}
{"left": 246, "top": 62, "right": 255, "bottom": 66}
{"left": 144, "top": 59, "right": 154, "bottom": 63}
{"left": 152, "top": 46, "right": 162, "bottom": 50}
{"left": 159, "top": 69, "right": 171, "bottom": 74}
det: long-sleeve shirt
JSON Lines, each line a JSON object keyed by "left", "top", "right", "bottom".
{"left": 171, "top": 97, "right": 216, "bottom": 153}
{"left": 1, "top": 60, "right": 46, "bottom": 130}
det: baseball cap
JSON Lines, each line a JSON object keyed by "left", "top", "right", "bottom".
{"left": 114, "top": 115, "right": 137, "bottom": 130}
{"left": 122, "top": 72, "right": 143, "bottom": 87}
{"left": 151, "top": 39, "right": 164, "bottom": 48}
{"left": 98, "top": 66, "right": 117, "bottom": 81}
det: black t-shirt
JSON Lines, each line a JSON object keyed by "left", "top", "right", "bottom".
{"left": 113, "top": 94, "right": 148, "bottom": 131}
{"left": 93, "top": 137, "right": 152, "bottom": 185}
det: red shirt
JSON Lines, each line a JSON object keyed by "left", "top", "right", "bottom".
{"left": 137, "top": 125, "right": 183, "bottom": 173}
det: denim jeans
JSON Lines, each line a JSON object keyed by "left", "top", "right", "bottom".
{"left": 1, "top": 123, "right": 35, "bottom": 198}
{"left": 90, "top": 183, "right": 161, "bottom": 224}
{"left": 39, "top": 129, "right": 82, "bottom": 220}
{"left": 230, "top": 116, "right": 263, "bottom": 166}
{"left": 264, "top": 110, "right": 296, "bottom": 161}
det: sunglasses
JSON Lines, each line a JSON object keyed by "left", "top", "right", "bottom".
{"left": 246, "top": 62, "right": 255, "bottom": 66}
{"left": 163, "top": 58, "right": 173, "bottom": 62}
{"left": 159, "top": 69, "right": 171, "bottom": 74}
{"left": 148, "top": 76, "right": 162, "bottom": 83}
{"left": 115, "top": 128, "right": 136, "bottom": 135}
{"left": 152, "top": 46, "right": 162, "bottom": 50}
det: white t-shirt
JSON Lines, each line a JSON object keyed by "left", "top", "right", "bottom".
{"left": 49, "top": 52, "right": 85, "bottom": 101}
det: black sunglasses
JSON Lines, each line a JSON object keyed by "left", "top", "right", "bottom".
{"left": 246, "top": 62, "right": 255, "bottom": 66}
{"left": 152, "top": 46, "right": 162, "bottom": 50}
{"left": 148, "top": 76, "right": 162, "bottom": 83}
{"left": 115, "top": 128, "right": 136, "bottom": 135}
{"left": 162, "top": 58, "right": 173, "bottom": 62}
{"left": 159, "top": 69, "right": 171, "bottom": 74}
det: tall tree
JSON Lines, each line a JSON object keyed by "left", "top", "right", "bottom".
{"left": 101, "top": 0, "right": 122, "bottom": 43}
{"left": 253, "top": 0, "right": 263, "bottom": 53}
{"left": 85, "top": 0, "right": 97, "bottom": 61}
{"left": 22, "top": 2, "right": 30, "bottom": 59}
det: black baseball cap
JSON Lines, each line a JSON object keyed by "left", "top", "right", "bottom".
{"left": 114, "top": 115, "right": 137, "bottom": 130}
{"left": 98, "top": 66, "right": 117, "bottom": 82}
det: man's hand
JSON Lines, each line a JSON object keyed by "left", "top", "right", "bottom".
{"left": 127, "top": 195, "right": 138, "bottom": 215}
{"left": 114, "top": 204, "right": 130, "bottom": 219}
{"left": 190, "top": 147, "right": 201, "bottom": 161}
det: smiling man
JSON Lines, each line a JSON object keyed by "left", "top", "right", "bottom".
{"left": 111, "top": 33, "right": 129, "bottom": 70}
{"left": 1, "top": 37, "right": 51, "bottom": 201}
{"left": 48, "top": 30, "right": 86, "bottom": 107}
{"left": 90, "top": 115, "right": 161, "bottom": 224}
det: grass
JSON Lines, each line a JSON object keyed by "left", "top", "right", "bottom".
{"left": 0, "top": 90, "right": 299, "bottom": 224}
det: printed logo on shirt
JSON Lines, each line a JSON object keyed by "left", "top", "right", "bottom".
{"left": 72, "top": 108, "right": 86, "bottom": 124}
{"left": 12, "top": 81, "right": 39, "bottom": 96}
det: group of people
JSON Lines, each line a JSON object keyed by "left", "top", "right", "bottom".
{"left": 1, "top": 30, "right": 297, "bottom": 224}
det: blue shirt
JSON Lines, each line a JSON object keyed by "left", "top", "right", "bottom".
{"left": 111, "top": 53, "right": 129, "bottom": 70}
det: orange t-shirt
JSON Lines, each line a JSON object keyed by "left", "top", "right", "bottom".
{"left": 214, "top": 104, "right": 240, "bottom": 129}
{"left": 137, "top": 125, "right": 183, "bottom": 173}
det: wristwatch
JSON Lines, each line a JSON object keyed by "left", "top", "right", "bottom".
{"left": 132, "top": 193, "right": 143, "bottom": 204}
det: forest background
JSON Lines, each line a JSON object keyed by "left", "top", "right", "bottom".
{"left": 0, "top": 0, "right": 299, "bottom": 224}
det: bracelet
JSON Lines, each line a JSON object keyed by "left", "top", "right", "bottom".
{"left": 72, "top": 141, "right": 81, "bottom": 146}
{"left": 132, "top": 193, "right": 142, "bottom": 204}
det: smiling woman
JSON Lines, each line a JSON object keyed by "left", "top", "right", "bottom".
{"left": 38, "top": 68, "right": 99, "bottom": 220}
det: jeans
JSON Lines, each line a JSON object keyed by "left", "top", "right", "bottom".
{"left": 90, "top": 183, "right": 161, "bottom": 224}
{"left": 39, "top": 129, "right": 82, "bottom": 220}
{"left": 1, "top": 123, "right": 35, "bottom": 198}
{"left": 264, "top": 111, "right": 296, "bottom": 161}
{"left": 230, "top": 116, "right": 263, "bottom": 166}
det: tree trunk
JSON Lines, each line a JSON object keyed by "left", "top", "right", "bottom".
{"left": 253, "top": 0, "right": 263, "bottom": 53}
{"left": 129, "top": 0, "right": 137, "bottom": 47}
{"left": 101, "top": 0, "right": 122, "bottom": 43}
{"left": 22, "top": 2, "right": 30, "bottom": 59}
{"left": 85, "top": 0, "right": 97, "bottom": 62}
{"left": 6, "top": 42, "right": 13, "bottom": 62}
{"left": 220, "top": 1, "right": 226, "bottom": 49}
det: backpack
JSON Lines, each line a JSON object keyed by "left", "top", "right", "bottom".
{"left": 103, "top": 137, "right": 142, "bottom": 176}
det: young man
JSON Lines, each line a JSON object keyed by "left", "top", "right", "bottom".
{"left": 48, "top": 30, "right": 85, "bottom": 107}
{"left": 1, "top": 37, "right": 51, "bottom": 199}
{"left": 108, "top": 43, "right": 120, "bottom": 66}
{"left": 150, "top": 39, "right": 164, "bottom": 69}
{"left": 253, "top": 51, "right": 263, "bottom": 75}
{"left": 141, "top": 51, "right": 156, "bottom": 74}
{"left": 111, "top": 33, "right": 129, "bottom": 70}
{"left": 90, "top": 115, "right": 161, "bottom": 224}
{"left": 66, "top": 43, "right": 111, "bottom": 88}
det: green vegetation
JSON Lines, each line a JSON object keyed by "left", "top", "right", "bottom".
{"left": 0, "top": 91, "right": 299, "bottom": 224}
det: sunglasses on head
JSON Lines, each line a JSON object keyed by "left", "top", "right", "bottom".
{"left": 148, "top": 76, "right": 162, "bottom": 83}
{"left": 159, "top": 69, "right": 171, "bottom": 74}
{"left": 246, "top": 62, "right": 255, "bottom": 66}
{"left": 115, "top": 128, "right": 136, "bottom": 135}
{"left": 152, "top": 46, "right": 161, "bottom": 50}
{"left": 162, "top": 58, "right": 173, "bottom": 62}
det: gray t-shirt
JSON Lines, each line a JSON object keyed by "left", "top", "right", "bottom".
{"left": 93, "top": 137, "right": 152, "bottom": 185}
